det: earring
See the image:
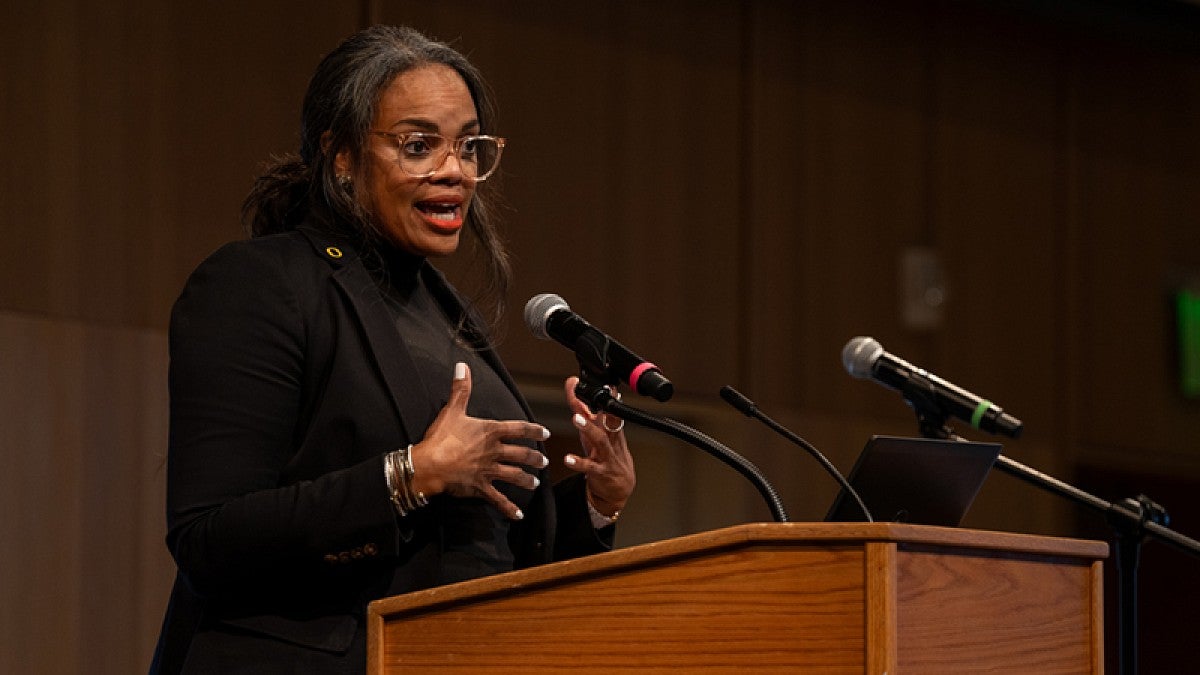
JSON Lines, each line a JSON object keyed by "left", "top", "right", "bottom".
{"left": 337, "top": 174, "right": 352, "bottom": 189}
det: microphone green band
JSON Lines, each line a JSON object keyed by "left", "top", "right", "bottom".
{"left": 971, "top": 400, "right": 993, "bottom": 429}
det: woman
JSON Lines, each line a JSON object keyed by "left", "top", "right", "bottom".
{"left": 150, "top": 25, "right": 635, "bottom": 674}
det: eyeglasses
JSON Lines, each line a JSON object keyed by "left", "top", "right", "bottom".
{"left": 369, "top": 131, "right": 506, "bottom": 181}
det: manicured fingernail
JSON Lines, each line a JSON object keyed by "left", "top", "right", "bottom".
{"left": 572, "top": 413, "right": 587, "bottom": 429}
{"left": 540, "top": 454, "right": 550, "bottom": 468}
{"left": 540, "top": 426, "right": 551, "bottom": 440}
{"left": 514, "top": 509, "right": 524, "bottom": 520}
{"left": 454, "top": 362, "right": 467, "bottom": 380}
{"left": 564, "top": 455, "right": 577, "bottom": 466}
{"left": 531, "top": 476, "right": 541, "bottom": 488}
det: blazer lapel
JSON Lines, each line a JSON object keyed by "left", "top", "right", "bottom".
{"left": 298, "top": 228, "right": 437, "bottom": 443}
{"left": 339, "top": 261, "right": 446, "bottom": 445}
{"left": 298, "top": 224, "right": 536, "bottom": 440}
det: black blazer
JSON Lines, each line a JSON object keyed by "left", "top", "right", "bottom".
{"left": 151, "top": 224, "right": 608, "bottom": 674}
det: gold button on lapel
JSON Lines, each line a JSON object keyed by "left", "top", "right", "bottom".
{"left": 325, "top": 246, "right": 343, "bottom": 259}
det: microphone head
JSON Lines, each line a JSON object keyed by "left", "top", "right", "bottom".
{"left": 524, "top": 293, "right": 570, "bottom": 340}
{"left": 719, "top": 385, "right": 757, "bottom": 417}
{"left": 842, "top": 336, "right": 884, "bottom": 379}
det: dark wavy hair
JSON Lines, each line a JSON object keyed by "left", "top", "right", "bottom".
{"left": 242, "top": 25, "right": 511, "bottom": 326}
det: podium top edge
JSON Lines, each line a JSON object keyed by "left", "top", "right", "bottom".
{"left": 368, "top": 522, "right": 1107, "bottom": 620}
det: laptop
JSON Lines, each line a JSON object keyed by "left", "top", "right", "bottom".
{"left": 824, "top": 435, "right": 1001, "bottom": 526}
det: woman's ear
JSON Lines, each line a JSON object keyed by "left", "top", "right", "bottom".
{"left": 321, "top": 130, "right": 353, "bottom": 176}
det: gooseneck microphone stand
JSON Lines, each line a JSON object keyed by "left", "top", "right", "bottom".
{"left": 573, "top": 376, "right": 789, "bottom": 524}
{"left": 720, "top": 385, "right": 873, "bottom": 523}
{"left": 900, "top": 377, "right": 1200, "bottom": 675}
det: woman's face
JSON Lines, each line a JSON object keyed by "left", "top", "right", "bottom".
{"left": 348, "top": 64, "right": 480, "bottom": 257}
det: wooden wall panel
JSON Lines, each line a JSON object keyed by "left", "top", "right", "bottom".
{"left": 596, "top": 1, "right": 745, "bottom": 398}
{"left": 747, "top": 2, "right": 932, "bottom": 418}
{"left": 739, "top": 2, "right": 938, "bottom": 512}
{"left": 0, "top": 0, "right": 357, "bottom": 329}
{"left": 924, "top": 5, "right": 1074, "bottom": 535}
{"left": 0, "top": 316, "right": 85, "bottom": 674}
{"left": 930, "top": 4, "right": 1063, "bottom": 437}
{"left": 1074, "top": 40, "right": 1200, "bottom": 464}
{"left": 0, "top": 311, "right": 173, "bottom": 674}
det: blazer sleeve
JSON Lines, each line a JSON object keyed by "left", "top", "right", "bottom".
{"left": 164, "top": 240, "right": 400, "bottom": 599}
{"left": 553, "top": 473, "right": 616, "bottom": 559}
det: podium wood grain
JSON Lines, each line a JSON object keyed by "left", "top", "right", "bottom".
{"left": 368, "top": 523, "right": 1106, "bottom": 673}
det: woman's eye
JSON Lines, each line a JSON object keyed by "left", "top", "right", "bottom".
{"left": 402, "top": 139, "right": 432, "bottom": 156}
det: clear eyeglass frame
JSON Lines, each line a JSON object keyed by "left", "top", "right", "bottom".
{"left": 368, "top": 130, "right": 506, "bottom": 182}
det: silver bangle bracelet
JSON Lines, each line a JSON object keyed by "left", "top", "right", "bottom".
{"left": 384, "top": 444, "right": 428, "bottom": 516}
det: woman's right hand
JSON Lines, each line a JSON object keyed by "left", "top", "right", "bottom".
{"left": 409, "top": 362, "right": 549, "bottom": 520}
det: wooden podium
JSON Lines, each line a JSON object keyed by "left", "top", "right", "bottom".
{"left": 367, "top": 523, "right": 1106, "bottom": 673}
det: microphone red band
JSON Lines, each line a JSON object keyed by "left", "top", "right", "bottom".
{"left": 628, "top": 362, "right": 659, "bottom": 392}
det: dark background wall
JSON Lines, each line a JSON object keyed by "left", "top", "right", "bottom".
{"left": 2, "top": 1, "right": 1197, "bottom": 672}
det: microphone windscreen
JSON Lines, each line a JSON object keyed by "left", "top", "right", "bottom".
{"left": 842, "top": 336, "right": 883, "bottom": 379}
{"left": 524, "top": 293, "right": 570, "bottom": 340}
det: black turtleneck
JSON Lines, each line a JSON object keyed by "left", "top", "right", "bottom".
{"left": 375, "top": 247, "right": 536, "bottom": 587}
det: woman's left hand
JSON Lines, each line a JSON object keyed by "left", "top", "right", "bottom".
{"left": 562, "top": 376, "right": 635, "bottom": 518}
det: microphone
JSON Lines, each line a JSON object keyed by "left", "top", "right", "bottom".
{"left": 524, "top": 293, "right": 674, "bottom": 402}
{"left": 842, "top": 336, "right": 1023, "bottom": 438}
{"left": 721, "top": 385, "right": 872, "bottom": 521}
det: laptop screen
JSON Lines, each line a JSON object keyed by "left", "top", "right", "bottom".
{"left": 825, "top": 435, "right": 1001, "bottom": 526}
